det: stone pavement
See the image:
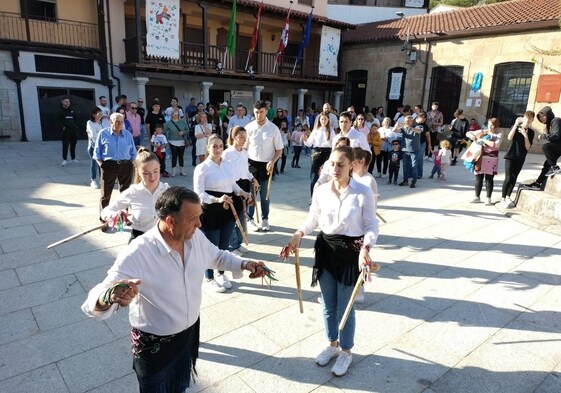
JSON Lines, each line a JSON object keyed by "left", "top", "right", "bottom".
{"left": 0, "top": 141, "right": 560, "bottom": 393}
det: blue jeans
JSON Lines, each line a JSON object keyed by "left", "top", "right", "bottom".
{"left": 88, "top": 146, "right": 98, "bottom": 180}
{"left": 416, "top": 142, "right": 426, "bottom": 178}
{"left": 319, "top": 270, "right": 355, "bottom": 350}
{"left": 201, "top": 219, "right": 236, "bottom": 280}
{"left": 402, "top": 151, "right": 418, "bottom": 183}
{"left": 247, "top": 182, "right": 270, "bottom": 221}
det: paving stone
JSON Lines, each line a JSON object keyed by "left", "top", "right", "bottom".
{"left": 57, "top": 338, "right": 132, "bottom": 393}
{"left": 0, "top": 309, "right": 39, "bottom": 346}
{"left": 0, "top": 318, "right": 115, "bottom": 381}
{"left": 0, "top": 364, "right": 69, "bottom": 393}
{"left": 0, "top": 268, "right": 19, "bottom": 290}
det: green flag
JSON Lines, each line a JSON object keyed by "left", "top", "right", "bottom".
{"left": 226, "top": 0, "right": 237, "bottom": 56}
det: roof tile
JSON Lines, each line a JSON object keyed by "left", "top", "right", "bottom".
{"left": 343, "top": 0, "right": 561, "bottom": 44}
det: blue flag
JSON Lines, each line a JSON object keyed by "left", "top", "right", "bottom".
{"left": 295, "top": 10, "right": 313, "bottom": 61}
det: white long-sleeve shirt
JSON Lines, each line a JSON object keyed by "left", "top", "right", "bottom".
{"left": 101, "top": 182, "right": 169, "bottom": 233}
{"left": 298, "top": 179, "right": 379, "bottom": 248}
{"left": 304, "top": 127, "right": 335, "bottom": 148}
{"left": 81, "top": 226, "right": 244, "bottom": 335}
{"left": 193, "top": 158, "right": 242, "bottom": 204}
{"left": 222, "top": 146, "right": 254, "bottom": 181}
{"left": 332, "top": 129, "right": 370, "bottom": 150}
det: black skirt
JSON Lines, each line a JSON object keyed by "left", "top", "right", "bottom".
{"left": 131, "top": 318, "right": 200, "bottom": 393}
{"left": 200, "top": 190, "right": 241, "bottom": 230}
{"left": 312, "top": 232, "right": 364, "bottom": 287}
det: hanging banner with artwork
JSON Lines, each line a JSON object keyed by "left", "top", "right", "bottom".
{"left": 388, "top": 71, "right": 403, "bottom": 100}
{"left": 146, "top": 0, "right": 180, "bottom": 59}
{"left": 318, "top": 26, "right": 340, "bottom": 77}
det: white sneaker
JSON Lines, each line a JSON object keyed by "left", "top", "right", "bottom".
{"left": 61, "top": 160, "right": 68, "bottom": 167}
{"left": 428, "top": 156, "right": 434, "bottom": 162}
{"left": 248, "top": 219, "right": 259, "bottom": 232}
{"left": 71, "top": 159, "right": 79, "bottom": 164}
{"left": 215, "top": 274, "right": 232, "bottom": 289}
{"left": 261, "top": 219, "right": 270, "bottom": 231}
{"left": 317, "top": 296, "right": 323, "bottom": 304}
{"left": 90, "top": 180, "right": 99, "bottom": 189}
{"left": 205, "top": 279, "right": 226, "bottom": 293}
{"left": 237, "top": 245, "right": 249, "bottom": 254}
{"left": 331, "top": 351, "right": 353, "bottom": 376}
{"left": 316, "top": 345, "right": 340, "bottom": 366}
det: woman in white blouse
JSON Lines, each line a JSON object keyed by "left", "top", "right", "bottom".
{"left": 194, "top": 112, "right": 211, "bottom": 164}
{"left": 101, "top": 148, "right": 169, "bottom": 242}
{"left": 284, "top": 146, "right": 379, "bottom": 377}
{"left": 304, "top": 111, "right": 336, "bottom": 196}
{"left": 86, "top": 107, "right": 104, "bottom": 189}
{"left": 222, "top": 126, "right": 258, "bottom": 255}
{"left": 194, "top": 134, "right": 252, "bottom": 293}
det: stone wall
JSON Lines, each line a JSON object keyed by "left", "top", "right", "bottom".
{"left": 342, "top": 29, "right": 561, "bottom": 130}
{"left": 0, "top": 50, "right": 20, "bottom": 141}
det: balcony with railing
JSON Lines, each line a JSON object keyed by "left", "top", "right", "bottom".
{"left": 0, "top": 11, "right": 99, "bottom": 49}
{"left": 123, "top": 38, "right": 336, "bottom": 83}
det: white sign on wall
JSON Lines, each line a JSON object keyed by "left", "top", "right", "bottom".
{"left": 389, "top": 71, "right": 403, "bottom": 100}
{"left": 319, "top": 26, "right": 341, "bottom": 77}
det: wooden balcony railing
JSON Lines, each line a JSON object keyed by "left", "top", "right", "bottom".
{"left": 0, "top": 11, "right": 99, "bottom": 49}
{"left": 124, "top": 38, "right": 328, "bottom": 80}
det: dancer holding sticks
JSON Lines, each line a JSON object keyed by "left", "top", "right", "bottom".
{"left": 246, "top": 100, "right": 283, "bottom": 232}
{"left": 194, "top": 134, "right": 252, "bottom": 293}
{"left": 222, "top": 126, "right": 258, "bottom": 255}
{"left": 82, "top": 186, "right": 268, "bottom": 392}
{"left": 284, "top": 146, "right": 379, "bottom": 377}
{"left": 101, "top": 148, "right": 169, "bottom": 243}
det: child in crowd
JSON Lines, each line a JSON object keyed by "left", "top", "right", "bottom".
{"left": 428, "top": 148, "right": 441, "bottom": 180}
{"left": 303, "top": 124, "right": 312, "bottom": 155}
{"left": 150, "top": 123, "right": 169, "bottom": 177}
{"left": 438, "top": 140, "right": 452, "bottom": 181}
{"left": 468, "top": 118, "right": 480, "bottom": 132}
{"left": 291, "top": 123, "right": 304, "bottom": 168}
{"left": 387, "top": 140, "right": 402, "bottom": 184}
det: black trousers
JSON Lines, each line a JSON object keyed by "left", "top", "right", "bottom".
{"left": 99, "top": 160, "right": 134, "bottom": 212}
{"left": 502, "top": 159, "right": 525, "bottom": 198}
{"left": 537, "top": 142, "right": 561, "bottom": 184}
{"left": 292, "top": 146, "right": 302, "bottom": 166}
{"left": 170, "top": 144, "right": 185, "bottom": 168}
{"left": 475, "top": 174, "right": 495, "bottom": 198}
{"left": 62, "top": 128, "right": 78, "bottom": 160}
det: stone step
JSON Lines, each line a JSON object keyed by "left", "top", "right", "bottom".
{"left": 545, "top": 173, "right": 561, "bottom": 196}
{"left": 516, "top": 187, "right": 561, "bottom": 222}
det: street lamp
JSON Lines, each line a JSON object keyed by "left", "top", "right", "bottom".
{"left": 396, "top": 12, "right": 410, "bottom": 52}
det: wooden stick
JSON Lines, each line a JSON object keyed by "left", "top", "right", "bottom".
{"left": 228, "top": 202, "right": 249, "bottom": 245}
{"left": 338, "top": 269, "right": 365, "bottom": 332}
{"left": 253, "top": 186, "right": 260, "bottom": 225}
{"left": 47, "top": 223, "right": 107, "bottom": 249}
{"left": 242, "top": 199, "right": 248, "bottom": 238}
{"left": 294, "top": 248, "right": 304, "bottom": 314}
{"left": 265, "top": 169, "right": 273, "bottom": 201}
{"left": 376, "top": 212, "right": 387, "bottom": 223}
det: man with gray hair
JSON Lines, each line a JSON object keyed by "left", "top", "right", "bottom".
{"left": 82, "top": 186, "right": 267, "bottom": 391}
{"left": 93, "top": 112, "right": 137, "bottom": 216}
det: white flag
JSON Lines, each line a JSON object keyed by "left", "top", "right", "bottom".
{"left": 146, "top": 0, "right": 180, "bottom": 59}
{"left": 318, "top": 26, "right": 340, "bottom": 77}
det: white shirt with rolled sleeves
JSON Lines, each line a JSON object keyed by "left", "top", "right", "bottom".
{"left": 81, "top": 226, "right": 245, "bottom": 336}
{"left": 101, "top": 182, "right": 169, "bottom": 233}
{"left": 297, "top": 178, "right": 379, "bottom": 248}
{"left": 332, "top": 128, "right": 370, "bottom": 150}
{"left": 245, "top": 119, "right": 284, "bottom": 162}
{"left": 193, "top": 158, "right": 242, "bottom": 204}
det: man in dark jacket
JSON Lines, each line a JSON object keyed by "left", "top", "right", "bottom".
{"left": 526, "top": 106, "right": 561, "bottom": 189}
{"left": 56, "top": 96, "right": 78, "bottom": 166}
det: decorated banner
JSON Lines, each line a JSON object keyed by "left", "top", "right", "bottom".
{"left": 318, "top": 26, "right": 340, "bottom": 77}
{"left": 389, "top": 71, "right": 403, "bottom": 100}
{"left": 146, "top": 0, "right": 180, "bottom": 59}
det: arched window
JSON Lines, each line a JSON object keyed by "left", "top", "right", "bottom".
{"left": 488, "top": 62, "right": 534, "bottom": 126}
